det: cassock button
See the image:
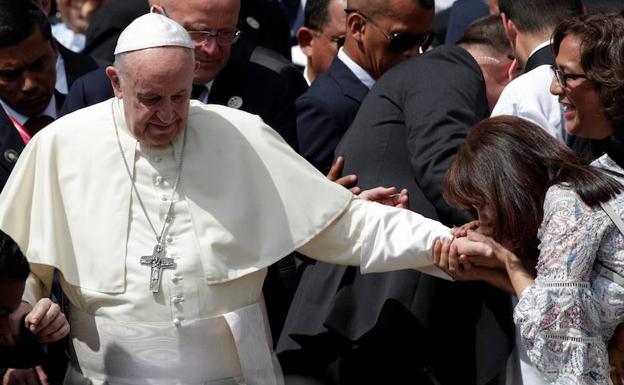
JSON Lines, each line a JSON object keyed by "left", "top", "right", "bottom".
{"left": 246, "top": 16, "right": 260, "bottom": 30}
{"left": 4, "top": 149, "right": 19, "bottom": 163}
{"left": 166, "top": 236, "right": 173, "bottom": 243}
{"left": 227, "top": 96, "right": 243, "bottom": 109}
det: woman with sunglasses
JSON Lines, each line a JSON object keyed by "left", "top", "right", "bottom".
{"left": 435, "top": 10, "right": 624, "bottom": 385}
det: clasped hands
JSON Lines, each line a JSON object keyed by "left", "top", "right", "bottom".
{"left": 432, "top": 220, "right": 518, "bottom": 294}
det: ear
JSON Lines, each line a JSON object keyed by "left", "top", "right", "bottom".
{"left": 296, "top": 27, "right": 315, "bottom": 57}
{"left": 347, "top": 12, "right": 365, "bottom": 43}
{"left": 150, "top": 4, "right": 165, "bottom": 15}
{"left": 39, "top": 0, "right": 52, "bottom": 16}
{"left": 105, "top": 66, "right": 123, "bottom": 98}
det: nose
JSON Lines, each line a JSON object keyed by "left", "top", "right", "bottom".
{"left": 196, "top": 37, "right": 220, "bottom": 57}
{"left": 21, "top": 71, "right": 38, "bottom": 92}
{"left": 156, "top": 99, "right": 174, "bottom": 123}
{"left": 549, "top": 75, "right": 562, "bottom": 97}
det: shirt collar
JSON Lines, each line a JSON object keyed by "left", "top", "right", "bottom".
{"left": 337, "top": 47, "right": 375, "bottom": 89}
{"left": 528, "top": 40, "right": 551, "bottom": 60}
{"left": 196, "top": 80, "right": 214, "bottom": 104}
{"left": 55, "top": 51, "right": 68, "bottom": 95}
{"left": 0, "top": 94, "right": 57, "bottom": 125}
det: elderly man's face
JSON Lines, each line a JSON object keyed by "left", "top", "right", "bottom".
{"left": 0, "top": 27, "right": 57, "bottom": 117}
{"left": 357, "top": 0, "right": 433, "bottom": 79}
{"left": 107, "top": 47, "right": 195, "bottom": 146}
{"left": 160, "top": 0, "right": 240, "bottom": 85}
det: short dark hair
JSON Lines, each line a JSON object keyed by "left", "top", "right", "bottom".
{"left": 0, "top": 230, "right": 29, "bottom": 281}
{"left": 304, "top": 0, "right": 333, "bottom": 31}
{"left": 349, "top": 0, "right": 434, "bottom": 20}
{"left": 456, "top": 15, "right": 510, "bottom": 55}
{"left": 498, "top": 0, "right": 583, "bottom": 34}
{"left": 443, "top": 116, "right": 623, "bottom": 266}
{"left": 0, "top": 0, "right": 52, "bottom": 48}
{"left": 552, "top": 10, "right": 624, "bottom": 142}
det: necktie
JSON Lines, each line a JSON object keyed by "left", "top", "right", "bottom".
{"left": 24, "top": 115, "right": 54, "bottom": 137}
{"left": 192, "top": 85, "right": 206, "bottom": 99}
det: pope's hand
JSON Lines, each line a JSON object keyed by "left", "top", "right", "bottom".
{"left": 433, "top": 238, "right": 514, "bottom": 294}
{"left": 25, "top": 299, "right": 69, "bottom": 343}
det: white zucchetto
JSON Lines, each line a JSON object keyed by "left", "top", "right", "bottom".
{"left": 114, "top": 13, "right": 193, "bottom": 55}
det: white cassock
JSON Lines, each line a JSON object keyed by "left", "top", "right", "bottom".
{"left": 0, "top": 99, "right": 451, "bottom": 385}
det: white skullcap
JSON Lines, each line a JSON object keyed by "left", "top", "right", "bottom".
{"left": 114, "top": 13, "right": 193, "bottom": 55}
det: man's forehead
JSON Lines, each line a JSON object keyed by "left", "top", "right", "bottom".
{"left": 0, "top": 28, "right": 52, "bottom": 68}
{"left": 162, "top": 0, "right": 240, "bottom": 29}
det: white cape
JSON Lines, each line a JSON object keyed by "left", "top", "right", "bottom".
{"left": 0, "top": 99, "right": 352, "bottom": 293}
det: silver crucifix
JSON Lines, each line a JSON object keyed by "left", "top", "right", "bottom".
{"left": 140, "top": 244, "right": 175, "bottom": 293}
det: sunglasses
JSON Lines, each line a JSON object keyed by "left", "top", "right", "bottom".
{"left": 345, "top": 8, "right": 432, "bottom": 54}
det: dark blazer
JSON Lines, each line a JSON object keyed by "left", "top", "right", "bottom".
{"left": 444, "top": 0, "right": 489, "bottom": 45}
{"left": 0, "top": 44, "right": 98, "bottom": 191}
{"left": 238, "top": 0, "right": 292, "bottom": 60}
{"left": 83, "top": 0, "right": 149, "bottom": 66}
{"left": 524, "top": 44, "right": 554, "bottom": 73}
{"left": 296, "top": 57, "right": 369, "bottom": 173}
{"left": 278, "top": 46, "right": 514, "bottom": 385}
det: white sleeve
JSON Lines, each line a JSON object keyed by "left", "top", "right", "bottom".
{"left": 297, "top": 198, "right": 453, "bottom": 279}
{"left": 22, "top": 263, "right": 54, "bottom": 305}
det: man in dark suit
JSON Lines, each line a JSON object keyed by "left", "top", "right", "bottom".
{"left": 296, "top": 0, "right": 435, "bottom": 174}
{"left": 0, "top": 0, "right": 96, "bottom": 192}
{"left": 278, "top": 17, "right": 516, "bottom": 385}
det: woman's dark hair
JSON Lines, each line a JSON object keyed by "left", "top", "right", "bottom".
{"left": 443, "top": 116, "right": 623, "bottom": 264}
{"left": 552, "top": 10, "right": 624, "bottom": 141}
{"left": 0, "top": 230, "right": 29, "bottom": 281}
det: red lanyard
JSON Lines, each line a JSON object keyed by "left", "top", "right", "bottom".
{"left": 7, "top": 114, "right": 31, "bottom": 144}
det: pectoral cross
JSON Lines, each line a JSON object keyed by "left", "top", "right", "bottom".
{"left": 141, "top": 244, "right": 175, "bottom": 293}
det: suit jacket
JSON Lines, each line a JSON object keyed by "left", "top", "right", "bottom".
{"left": 238, "top": 0, "right": 292, "bottom": 60}
{"left": 524, "top": 44, "right": 554, "bottom": 74}
{"left": 278, "top": 46, "right": 514, "bottom": 385}
{"left": 0, "top": 44, "right": 97, "bottom": 191}
{"left": 83, "top": 0, "right": 149, "bottom": 66}
{"left": 296, "top": 57, "right": 369, "bottom": 173}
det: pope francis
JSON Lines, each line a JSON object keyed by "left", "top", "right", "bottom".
{"left": 0, "top": 13, "right": 485, "bottom": 385}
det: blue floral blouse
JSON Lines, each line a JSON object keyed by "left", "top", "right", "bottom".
{"left": 514, "top": 155, "right": 624, "bottom": 385}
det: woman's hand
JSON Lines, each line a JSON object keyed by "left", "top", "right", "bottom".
{"left": 25, "top": 299, "right": 69, "bottom": 343}
{"left": 433, "top": 238, "right": 515, "bottom": 294}
{"left": 452, "top": 220, "right": 480, "bottom": 238}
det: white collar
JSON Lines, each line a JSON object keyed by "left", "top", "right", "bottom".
{"left": 0, "top": 94, "right": 57, "bottom": 125}
{"left": 55, "top": 51, "right": 68, "bottom": 95}
{"left": 337, "top": 47, "right": 375, "bottom": 90}
{"left": 528, "top": 40, "right": 551, "bottom": 60}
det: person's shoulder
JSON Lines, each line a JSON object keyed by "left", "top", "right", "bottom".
{"left": 41, "top": 99, "right": 113, "bottom": 140}
{"left": 503, "top": 64, "right": 552, "bottom": 94}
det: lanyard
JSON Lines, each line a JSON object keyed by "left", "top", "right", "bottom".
{"left": 7, "top": 114, "right": 31, "bottom": 144}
